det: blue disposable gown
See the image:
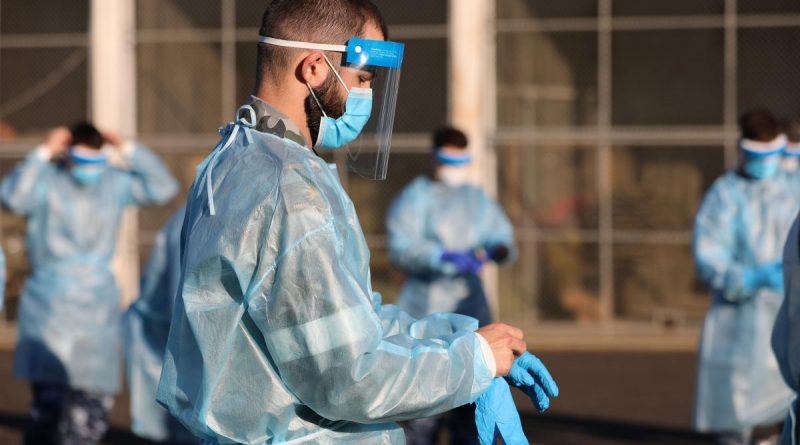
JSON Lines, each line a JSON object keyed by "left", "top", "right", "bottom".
{"left": 157, "top": 98, "right": 494, "bottom": 445}
{"left": 1, "top": 146, "right": 178, "bottom": 394}
{"left": 125, "top": 205, "right": 197, "bottom": 443}
{"left": 694, "top": 170, "right": 799, "bottom": 433}
{"left": 386, "top": 176, "right": 515, "bottom": 326}
{"left": 773, "top": 213, "right": 800, "bottom": 445}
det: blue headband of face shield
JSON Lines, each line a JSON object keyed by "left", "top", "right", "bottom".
{"left": 258, "top": 35, "right": 404, "bottom": 180}
{"left": 784, "top": 143, "right": 800, "bottom": 158}
{"left": 434, "top": 150, "right": 473, "bottom": 166}
{"left": 69, "top": 148, "right": 108, "bottom": 165}
{"left": 739, "top": 135, "right": 787, "bottom": 159}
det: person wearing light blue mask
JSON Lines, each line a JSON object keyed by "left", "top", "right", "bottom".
{"left": 1, "top": 122, "right": 178, "bottom": 445}
{"left": 157, "top": 2, "right": 540, "bottom": 445}
{"left": 387, "top": 127, "right": 522, "bottom": 445}
{"left": 781, "top": 118, "right": 800, "bottom": 172}
{"left": 694, "top": 109, "right": 800, "bottom": 445}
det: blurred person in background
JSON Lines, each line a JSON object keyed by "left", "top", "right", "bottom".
{"left": 782, "top": 118, "right": 800, "bottom": 172}
{"left": 694, "top": 108, "right": 798, "bottom": 445}
{"left": 125, "top": 204, "right": 197, "bottom": 445}
{"left": 0, "top": 123, "right": 178, "bottom": 445}
{"left": 772, "top": 209, "right": 800, "bottom": 445}
{"left": 386, "top": 126, "right": 517, "bottom": 445}
{"left": 156, "top": 1, "right": 557, "bottom": 443}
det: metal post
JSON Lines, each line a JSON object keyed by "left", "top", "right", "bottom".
{"left": 90, "top": 0, "right": 139, "bottom": 307}
{"left": 598, "top": 0, "right": 615, "bottom": 323}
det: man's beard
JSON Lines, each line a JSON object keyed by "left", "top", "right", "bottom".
{"left": 305, "top": 73, "right": 346, "bottom": 147}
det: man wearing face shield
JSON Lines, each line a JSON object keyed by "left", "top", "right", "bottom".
{"left": 693, "top": 109, "right": 800, "bottom": 445}
{"left": 0, "top": 122, "right": 178, "bottom": 445}
{"left": 157, "top": 1, "right": 556, "bottom": 444}
{"left": 386, "top": 126, "right": 517, "bottom": 444}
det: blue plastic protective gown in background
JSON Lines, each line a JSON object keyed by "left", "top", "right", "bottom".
{"left": 693, "top": 170, "right": 800, "bottom": 433}
{"left": 773, "top": 214, "right": 800, "bottom": 445}
{"left": 157, "top": 97, "right": 494, "bottom": 445}
{"left": 387, "top": 176, "right": 516, "bottom": 326}
{"left": 125, "top": 206, "right": 197, "bottom": 443}
{"left": 1, "top": 146, "right": 178, "bottom": 394}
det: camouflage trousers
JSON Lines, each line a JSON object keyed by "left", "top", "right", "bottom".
{"left": 25, "top": 383, "right": 114, "bottom": 445}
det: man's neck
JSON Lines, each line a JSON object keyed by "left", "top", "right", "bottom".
{"left": 253, "top": 82, "right": 312, "bottom": 147}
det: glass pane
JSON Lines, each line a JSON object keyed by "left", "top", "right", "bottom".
{"left": 1, "top": 0, "right": 88, "bottom": 34}
{"left": 613, "top": 0, "right": 722, "bottom": 16}
{"left": 497, "top": 0, "right": 597, "bottom": 19}
{"left": 612, "top": 30, "right": 724, "bottom": 125}
{"left": 499, "top": 241, "right": 600, "bottom": 322}
{"left": 137, "top": 43, "right": 223, "bottom": 135}
{"left": 238, "top": 0, "right": 447, "bottom": 29}
{"left": 137, "top": 0, "right": 221, "bottom": 30}
{"left": 236, "top": 42, "right": 258, "bottom": 107}
{"left": 738, "top": 28, "right": 800, "bottom": 120}
{"left": 394, "top": 39, "right": 447, "bottom": 133}
{"left": 614, "top": 243, "right": 709, "bottom": 324}
{"left": 612, "top": 146, "right": 724, "bottom": 230}
{"left": 237, "top": 0, "right": 266, "bottom": 28}
{"left": 372, "top": 0, "right": 448, "bottom": 25}
{"left": 370, "top": 248, "right": 406, "bottom": 305}
{"left": 0, "top": 47, "right": 89, "bottom": 137}
{"left": 497, "top": 31, "right": 598, "bottom": 128}
{"left": 498, "top": 144, "right": 599, "bottom": 229}
{"left": 348, "top": 153, "right": 431, "bottom": 236}
{"left": 739, "top": 0, "right": 800, "bottom": 14}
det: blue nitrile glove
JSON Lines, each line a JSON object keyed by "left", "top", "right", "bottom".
{"left": 505, "top": 352, "right": 560, "bottom": 412}
{"left": 743, "top": 261, "right": 784, "bottom": 292}
{"left": 475, "top": 378, "right": 529, "bottom": 445}
{"left": 441, "top": 250, "right": 484, "bottom": 275}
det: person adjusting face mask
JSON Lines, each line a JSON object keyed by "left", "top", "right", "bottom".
{"left": 157, "top": 3, "right": 540, "bottom": 445}
{"left": 694, "top": 109, "right": 799, "bottom": 445}
{"left": 1, "top": 122, "right": 177, "bottom": 445}
{"left": 69, "top": 145, "right": 109, "bottom": 186}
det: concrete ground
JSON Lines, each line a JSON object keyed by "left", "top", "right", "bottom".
{"left": 0, "top": 349, "right": 718, "bottom": 445}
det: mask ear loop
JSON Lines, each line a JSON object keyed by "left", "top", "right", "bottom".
{"left": 306, "top": 52, "right": 350, "bottom": 156}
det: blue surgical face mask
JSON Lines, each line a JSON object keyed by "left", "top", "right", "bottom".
{"left": 743, "top": 155, "right": 781, "bottom": 180}
{"left": 71, "top": 165, "right": 105, "bottom": 186}
{"left": 307, "top": 55, "right": 373, "bottom": 150}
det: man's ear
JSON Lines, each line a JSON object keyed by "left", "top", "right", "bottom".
{"left": 300, "top": 51, "right": 330, "bottom": 88}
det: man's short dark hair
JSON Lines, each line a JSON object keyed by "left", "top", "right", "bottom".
{"left": 256, "top": 0, "right": 387, "bottom": 84}
{"left": 70, "top": 121, "right": 103, "bottom": 149}
{"left": 739, "top": 108, "right": 781, "bottom": 142}
{"left": 433, "top": 126, "right": 468, "bottom": 150}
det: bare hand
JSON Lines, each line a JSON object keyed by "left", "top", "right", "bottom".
{"left": 102, "top": 130, "right": 124, "bottom": 148}
{"left": 44, "top": 126, "right": 71, "bottom": 157}
{"left": 476, "top": 323, "right": 527, "bottom": 376}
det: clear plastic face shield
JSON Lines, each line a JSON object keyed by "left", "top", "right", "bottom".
{"left": 259, "top": 36, "right": 405, "bottom": 180}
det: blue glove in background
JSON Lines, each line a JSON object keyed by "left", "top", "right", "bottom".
{"left": 441, "top": 250, "right": 484, "bottom": 275}
{"left": 506, "top": 352, "right": 560, "bottom": 412}
{"left": 743, "top": 261, "right": 783, "bottom": 292}
{"left": 475, "top": 378, "right": 529, "bottom": 445}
